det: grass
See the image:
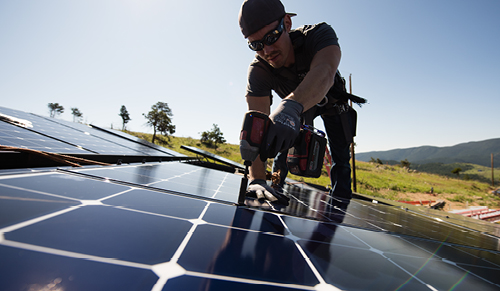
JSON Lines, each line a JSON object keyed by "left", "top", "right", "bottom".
{"left": 354, "top": 162, "right": 499, "bottom": 208}
{"left": 413, "top": 162, "right": 500, "bottom": 185}
{"left": 126, "top": 131, "right": 500, "bottom": 210}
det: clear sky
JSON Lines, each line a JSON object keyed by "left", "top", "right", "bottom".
{"left": 1, "top": 0, "right": 499, "bottom": 153}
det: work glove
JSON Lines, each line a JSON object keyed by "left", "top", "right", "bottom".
{"left": 265, "top": 99, "right": 303, "bottom": 160}
{"left": 247, "top": 179, "right": 290, "bottom": 205}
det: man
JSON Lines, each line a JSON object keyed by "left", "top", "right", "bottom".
{"left": 239, "top": 0, "right": 357, "bottom": 202}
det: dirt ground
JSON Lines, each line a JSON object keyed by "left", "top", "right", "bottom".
{"left": 393, "top": 191, "right": 481, "bottom": 211}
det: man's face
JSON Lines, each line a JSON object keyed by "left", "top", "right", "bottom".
{"left": 247, "top": 16, "right": 293, "bottom": 68}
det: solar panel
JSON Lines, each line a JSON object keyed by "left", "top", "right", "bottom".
{"left": 90, "top": 124, "right": 183, "bottom": 157}
{"left": 181, "top": 145, "right": 245, "bottom": 170}
{"left": 0, "top": 106, "right": 183, "bottom": 157}
{"left": 47, "top": 118, "right": 183, "bottom": 157}
{"left": 0, "top": 105, "right": 499, "bottom": 290}
{"left": 65, "top": 162, "right": 242, "bottom": 203}
{"left": 1, "top": 162, "right": 499, "bottom": 291}
{"left": 0, "top": 120, "right": 91, "bottom": 154}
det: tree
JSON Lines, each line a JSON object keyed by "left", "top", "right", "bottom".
{"left": 71, "top": 107, "right": 83, "bottom": 123}
{"left": 48, "top": 103, "right": 64, "bottom": 118}
{"left": 451, "top": 167, "right": 462, "bottom": 178}
{"left": 143, "top": 102, "right": 175, "bottom": 144}
{"left": 200, "top": 124, "right": 226, "bottom": 148}
{"left": 400, "top": 159, "right": 411, "bottom": 168}
{"left": 119, "top": 105, "right": 131, "bottom": 130}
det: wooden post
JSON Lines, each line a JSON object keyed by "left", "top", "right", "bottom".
{"left": 492, "top": 153, "right": 495, "bottom": 187}
{"left": 349, "top": 74, "right": 357, "bottom": 192}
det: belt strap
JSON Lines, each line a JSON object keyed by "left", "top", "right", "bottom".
{"left": 340, "top": 111, "right": 353, "bottom": 144}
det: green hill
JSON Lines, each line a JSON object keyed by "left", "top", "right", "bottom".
{"left": 356, "top": 138, "right": 500, "bottom": 167}
{"left": 126, "top": 131, "right": 500, "bottom": 211}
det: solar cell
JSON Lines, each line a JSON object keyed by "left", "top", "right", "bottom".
{"left": 105, "top": 188, "right": 209, "bottom": 220}
{"left": 0, "top": 245, "right": 159, "bottom": 291}
{"left": 0, "top": 172, "right": 130, "bottom": 200}
{"left": 0, "top": 184, "right": 81, "bottom": 228}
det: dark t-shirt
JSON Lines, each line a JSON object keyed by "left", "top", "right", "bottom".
{"left": 245, "top": 23, "right": 340, "bottom": 103}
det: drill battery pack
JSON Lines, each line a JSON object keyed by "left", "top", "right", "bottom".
{"left": 287, "top": 125, "right": 327, "bottom": 178}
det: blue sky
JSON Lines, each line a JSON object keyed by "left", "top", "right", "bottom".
{"left": 1, "top": 0, "right": 499, "bottom": 153}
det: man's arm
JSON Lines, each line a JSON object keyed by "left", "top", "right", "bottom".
{"left": 246, "top": 95, "right": 270, "bottom": 181}
{"left": 243, "top": 95, "right": 289, "bottom": 205}
{"left": 287, "top": 45, "right": 341, "bottom": 111}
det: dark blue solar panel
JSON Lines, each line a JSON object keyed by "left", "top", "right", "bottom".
{"left": 0, "top": 164, "right": 499, "bottom": 291}
{"left": 0, "top": 120, "right": 91, "bottom": 154}
{"left": 90, "top": 124, "right": 183, "bottom": 157}
{"left": 181, "top": 145, "right": 244, "bottom": 170}
{"left": 0, "top": 184, "right": 81, "bottom": 228}
{"left": 0, "top": 106, "right": 183, "bottom": 156}
{"left": 44, "top": 117, "right": 183, "bottom": 157}
{"left": 66, "top": 162, "right": 243, "bottom": 203}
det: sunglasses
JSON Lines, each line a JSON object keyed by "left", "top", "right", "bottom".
{"left": 248, "top": 18, "right": 285, "bottom": 51}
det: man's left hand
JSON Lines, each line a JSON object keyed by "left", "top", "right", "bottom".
{"left": 265, "top": 99, "right": 303, "bottom": 159}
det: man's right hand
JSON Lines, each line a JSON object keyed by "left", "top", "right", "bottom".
{"left": 265, "top": 99, "right": 303, "bottom": 159}
{"left": 247, "top": 179, "right": 289, "bottom": 205}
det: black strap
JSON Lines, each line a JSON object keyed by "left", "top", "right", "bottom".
{"left": 340, "top": 111, "right": 353, "bottom": 144}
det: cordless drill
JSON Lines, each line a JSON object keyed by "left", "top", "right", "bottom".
{"left": 238, "top": 111, "right": 271, "bottom": 205}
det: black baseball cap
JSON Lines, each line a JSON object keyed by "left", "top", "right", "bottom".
{"left": 239, "top": 0, "right": 296, "bottom": 38}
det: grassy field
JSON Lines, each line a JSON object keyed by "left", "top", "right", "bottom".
{"left": 127, "top": 131, "right": 500, "bottom": 211}
{"left": 412, "top": 162, "right": 500, "bottom": 185}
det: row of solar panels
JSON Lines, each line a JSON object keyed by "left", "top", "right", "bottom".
{"left": 1, "top": 106, "right": 500, "bottom": 290}
{"left": 0, "top": 106, "right": 182, "bottom": 157}
{"left": 0, "top": 106, "right": 199, "bottom": 170}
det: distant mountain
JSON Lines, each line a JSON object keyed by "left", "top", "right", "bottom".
{"left": 356, "top": 138, "right": 500, "bottom": 167}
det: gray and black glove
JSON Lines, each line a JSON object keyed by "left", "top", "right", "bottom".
{"left": 265, "top": 99, "right": 303, "bottom": 159}
{"left": 246, "top": 179, "right": 290, "bottom": 205}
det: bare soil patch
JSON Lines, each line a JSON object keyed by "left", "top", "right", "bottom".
{"left": 396, "top": 192, "right": 478, "bottom": 211}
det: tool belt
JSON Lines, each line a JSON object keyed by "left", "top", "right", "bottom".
{"left": 302, "top": 99, "right": 357, "bottom": 144}
{"left": 300, "top": 71, "right": 362, "bottom": 144}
